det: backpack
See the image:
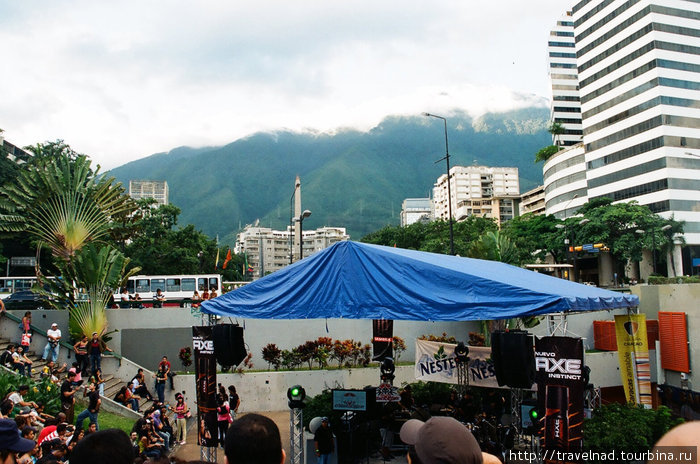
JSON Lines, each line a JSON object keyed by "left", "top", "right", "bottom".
{"left": 0, "top": 350, "right": 11, "bottom": 367}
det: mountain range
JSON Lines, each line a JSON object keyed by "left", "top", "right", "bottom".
{"left": 108, "top": 107, "right": 552, "bottom": 244}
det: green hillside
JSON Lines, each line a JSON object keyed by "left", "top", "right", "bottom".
{"left": 109, "top": 108, "right": 551, "bottom": 243}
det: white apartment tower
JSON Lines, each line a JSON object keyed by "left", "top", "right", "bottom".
{"left": 433, "top": 165, "right": 520, "bottom": 226}
{"left": 572, "top": 0, "right": 700, "bottom": 272}
{"left": 129, "top": 180, "right": 169, "bottom": 206}
{"left": 548, "top": 11, "right": 584, "bottom": 146}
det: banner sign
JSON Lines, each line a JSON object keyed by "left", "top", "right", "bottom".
{"left": 193, "top": 326, "right": 218, "bottom": 447}
{"left": 376, "top": 383, "right": 401, "bottom": 403}
{"left": 535, "top": 336, "right": 584, "bottom": 464}
{"left": 414, "top": 339, "right": 500, "bottom": 388}
{"left": 615, "top": 314, "right": 652, "bottom": 408}
{"left": 372, "top": 319, "right": 393, "bottom": 361}
{"left": 332, "top": 389, "right": 367, "bottom": 411}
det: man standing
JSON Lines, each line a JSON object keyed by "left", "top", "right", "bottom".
{"left": 42, "top": 323, "right": 61, "bottom": 362}
{"left": 88, "top": 332, "right": 103, "bottom": 375}
{"left": 158, "top": 356, "right": 175, "bottom": 390}
{"left": 75, "top": 382, "right": 100, "bottom": 432}
{"left": 61, "top": 371, "right": 79, "bottom": 423}
{"left": 314, "top": 417, "right": 334, "bottom": 464}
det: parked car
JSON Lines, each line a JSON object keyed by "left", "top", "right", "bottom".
{"left": 3, "top": 290, "right": 52, "bottom": 310}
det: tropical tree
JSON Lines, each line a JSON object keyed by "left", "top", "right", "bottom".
{"left": 467, "top": 230, "right": 518, "bottom": 264}
{"left": 0, "top": 146, "right": 138, "bottom": 339}
{"left": 501, "top": 213, "right": 564, "bottom": 265}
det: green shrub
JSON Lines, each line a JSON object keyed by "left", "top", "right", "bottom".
{"left": 583, "top": 403, "right": 682, "bottom": 462}
{"left": 0, "top": 371, "right": 61, "bottom": 416}
{"left": 407, "top": 381, "right": 453, "bottom": 407}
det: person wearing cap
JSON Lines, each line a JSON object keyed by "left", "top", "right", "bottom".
{"left": 400, "top": 416, "right": 483, "bottom": 464}
{"left": 0, "top": 418, "right": 36, "bottom": 464}
{"left": 42, "top": 323, "right": 61, "bottom": 363}
{"left": 313, "top": 417, "right": 334, "bottom": 464}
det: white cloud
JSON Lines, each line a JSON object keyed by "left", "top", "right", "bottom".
{"left": 0, "top": 0, "right": 567, "bottom": 169}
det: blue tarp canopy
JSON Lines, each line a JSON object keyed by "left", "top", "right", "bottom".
{"left": 201, "top": 241, "right": 638, "bottom": 321}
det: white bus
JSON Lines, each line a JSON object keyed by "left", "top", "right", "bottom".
{"left": 115, "top": 274, "right": 223, "bottom": 305}
{"left": 0, "top": 276, "right": 40, "bottom": 299}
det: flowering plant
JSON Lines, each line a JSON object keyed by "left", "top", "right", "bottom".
{"left": 179, "top": 347, "right": 192, "bottom": 367}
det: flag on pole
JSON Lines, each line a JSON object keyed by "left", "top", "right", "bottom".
{"left": 215, "top": 248, "right": 220, "bottom": 269}
{"left": 223, "top": 249, "right": 232, "bottom": 269}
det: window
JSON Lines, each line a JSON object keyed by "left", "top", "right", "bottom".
{"left": 136, "top": 279, "right": 150, "bottom": 293}
{"left": 166, "top": 278, "right": 180, "bottom": 292}
{"left": 151, "top": 279, "right": 165, "bottom": 292}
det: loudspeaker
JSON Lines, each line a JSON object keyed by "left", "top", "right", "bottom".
{"left": 212, "top": 324, "right": 247, "bottom": 367}
{"left": 491, "top": 330, "right": 535, "bottom": 389}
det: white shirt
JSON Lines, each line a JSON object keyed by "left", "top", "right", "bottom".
{"left": 47, "top": 328, "right": 61, "bottom": 341}
{"left": 8, "top": 392, "right": 23, "bottom": 405}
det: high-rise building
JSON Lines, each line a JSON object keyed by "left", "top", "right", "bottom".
{"left": 572, "top": 0, "right": 700, "bottom": 274}
{"left": 235, "top": 225, "right": 349, "bottom": 279}
{"left": 433, "top": 165, "right": 520, "bottom": 226}
{"left": 0, "top": 134, "right": 31, "bottom": 163}
{"left": 400, "top": 198, "right": 434, "bottom": 226}
{"left": 548, "top": 11, "right": 584, "bottom": 147}
{"left": 129, "top": 180, "right": 169, "bottom": 206}
{"left": 520, "top": 185, "right": 547, "bottom": 216}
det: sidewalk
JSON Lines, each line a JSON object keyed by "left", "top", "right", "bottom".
{"left": 172, "top": 410, "right": 408, "bottom": 463}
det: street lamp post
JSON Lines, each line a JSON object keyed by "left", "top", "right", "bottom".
{"left": 423, "top": 112, "right": 455, "bottom": 255}
{"left": 289, "top": 181, "right": 300, "bottom": 264}
{"left": 296, "top": 210, "right": 312, "bottom": 260}
{"left": 556, "top": 218, "right": 589, "bottom": 282}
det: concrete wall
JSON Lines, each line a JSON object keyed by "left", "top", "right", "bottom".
{"left": 172, "top": 365, "right": 416, "bottom": 412}
{"left": 103, "top": 308, "right": 477, "bottom": 371}
{"left": 631, "top": 283, "right": 700, "bottom": 391}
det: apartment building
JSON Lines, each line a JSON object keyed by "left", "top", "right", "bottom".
{"left": 433, "top": 165, "right": 520, "bottom": 225}
{"left": 129, "top": 180, "right": 169, "bottom": 206}
{"left": 235, "top": 225, "right": 349, "bottom": 279}
{"left": 400, "top": 198, "right": 434, "bottom": 226}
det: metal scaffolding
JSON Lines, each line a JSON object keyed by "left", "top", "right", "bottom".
{"left": 289, "top": 408, "right": 304, "bottom": 464}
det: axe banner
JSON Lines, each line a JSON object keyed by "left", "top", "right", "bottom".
{"left": 372, "top": 319, "right": 393, "bottom": 361}
{"left": 193, "top": 326, "right": 218, "bottom": 447}
{"left": 535, "top": 336, "right": 584, "bottom": 464}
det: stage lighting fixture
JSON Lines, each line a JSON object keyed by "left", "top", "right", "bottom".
{"left": 287, "top": 385, "right": 306, "bottom": 409}
{"left": 380, "top": 357, "right": 395, "bottom": 382}
{"left": 454, "top": 342, "right": 469, "bottom": 364}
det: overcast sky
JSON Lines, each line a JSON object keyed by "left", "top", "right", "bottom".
{"left": 0, "top": 0, "right": 569, "bottom": 169}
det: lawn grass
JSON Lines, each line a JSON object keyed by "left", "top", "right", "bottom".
{"left": 74, "top": 399, "right": 136, "bottom": 435}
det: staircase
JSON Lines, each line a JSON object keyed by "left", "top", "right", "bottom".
{"left": 0, "top": 315, "right": 173, "bottom": 419}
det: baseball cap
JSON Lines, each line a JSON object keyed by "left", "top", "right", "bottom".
{"left": 51, "top": 323, "right": 58, "bottom": 327}
{"left": 400, "top": 417, "right": 482, "bottom": 464}
{"left": 0, "top": 419, "right": 36, "bottom": 453}
{"left": 321, "top": 417, "right": 329, "bottom": 422}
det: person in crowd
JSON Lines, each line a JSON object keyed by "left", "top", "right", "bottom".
{"left": 91, "top": 367, "right": 105, "bottom": 396}
{"left": 42, "top": 323, "right": 61, "bottom": 363}
{"left": 14, "top": 347, "right": 32, "bottom": 378}
{"left": 36, "top": 438, "right": 67, "bottom": 464}
{"left": 154, "top": 366, "right": 167, "bottom": 404}
{"left": 19, "top": 312, "right": 31, "bottom": 335}
{"left": 68, "top": 362, "right": 83, "bottom": 387}
{"left": 0, "top": 419, "right": 36, "bottom": 464}
{"left": 61, "top": 371, "right": 80, "bottom": 423}
{"left": 191, "top": 291, "right": 201, "bottom": 308}
{"left": 399, "top": 384, "right": 415, "bottom": 411}
{"left": 75, "top": 382, "right": 100, "bottom": 432}
{"left": 7, "top": 386, "right": 37, "bottom": 416}
{"left": 650, "top": 422, "right": 700, "bottom": 464}
{"left": 170, "top": 393, "right": 189, "bottom": 445}
{"left": 70, "top": 428, "right": 135, "bottom": 464}
{"left": 10, "top": 345, "right": 27, "bottom": 377}
{"left": 18, "top": 313, "right": 31, "bottom": 353}
{"left": 0, "top": 297, "right": 4, "bottom": 314}
{"left": 216, "top": 394, "right": 231, "bottom": 447}
{"left": 228, "top": 385, "right": 240, "bottom": 421}
{"left": 41, "top": 360, "right": 67, "bottom": 380}
{"left": 131, "top": 369, "right": 154, "bottom": 400}
{"left": 86, "top": 422, "right": 98, "bottom": 435}
{"left": 400, "top": 416, "right": 494, "bottom": 464}
{"left": 201, "top": 288, "right": 209, "bottom": 300}
{"left": 0, "top": 345, "right": 13, "bottom": 369}
{"left": 114, "top": 386, "right": 139, "bottom": 412}
{"left": 158, "top": 356, "right": 175, "bottom": 390}
{"left": 132, "top": 293, "right": 144, "bottom": 309}
{"left": 151, "top": 408, "right": 170, "bottom": 452}
{"left": 224, "top": 413, "right": 285, "bottom": 464}
{"left": 209, "top": 286, "right": 218, "bottom": 299}
{"left": 73, "top": 334, "right": 89, "bottom": 375}
{"left": 88, "top": 332, "right": 104, "bottom": 375}
{"left": 153, "top": 289, "right": 166, "bottom": 308}
{"left": 314, "top": 417, "right": 334, "bottom": 464}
